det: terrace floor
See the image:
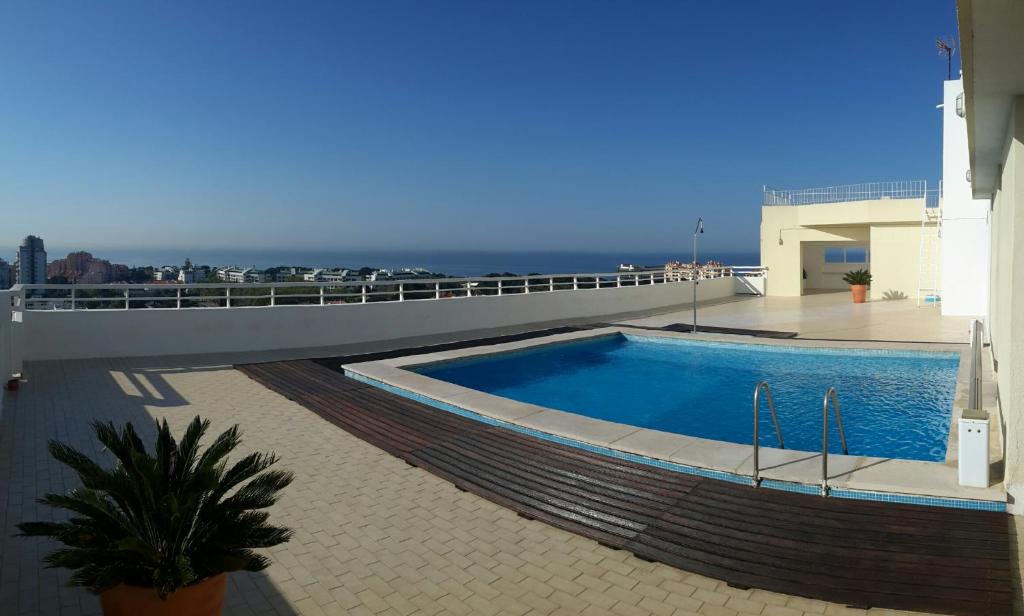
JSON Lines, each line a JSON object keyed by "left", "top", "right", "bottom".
{"left": 618, "top": 291, "right": 974, "bottom": 344}
{"left": 0, "top": 293, "right": 1017, "bottom": 616}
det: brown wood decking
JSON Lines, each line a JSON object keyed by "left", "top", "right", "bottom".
{"left": 238, "top": 359, "right": 1015, "bottom": 615}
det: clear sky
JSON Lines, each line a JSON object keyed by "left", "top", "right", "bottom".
{"left": 0, "top": 1, "right": 958, "bottom": 255}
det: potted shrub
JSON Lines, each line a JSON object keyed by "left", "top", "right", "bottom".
{"left": 17, "top": 416, "right": 293, "bottom": 616}
{"left": 842, "top": 269, "right": 872, "bottom": 303}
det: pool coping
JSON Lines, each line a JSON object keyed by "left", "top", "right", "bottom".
{"left": 342, "top": 326, "right": 1006, "bottom": 509}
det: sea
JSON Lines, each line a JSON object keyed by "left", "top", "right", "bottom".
{"left": 53, "top": 248, "right": 760, "bottom": 277}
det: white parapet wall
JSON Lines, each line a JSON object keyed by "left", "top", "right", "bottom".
{"left": 1, "top": 290, "right": 14, "bottom": 398}
{"left": 17, "top": 276, "right": 749, "bottom": 361}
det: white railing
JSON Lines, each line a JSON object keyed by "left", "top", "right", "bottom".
{"left": 0, "top": 290, "right": 15, "bottom": 386}
{"left": 763, "top": 181, "right": 928, "bottom": 206}
{"left": 13, "top": 267, "right": 766, "bottom": 311}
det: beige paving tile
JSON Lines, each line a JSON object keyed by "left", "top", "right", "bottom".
{"left": 0, "top": 356, "right": 976, "bottom": 616}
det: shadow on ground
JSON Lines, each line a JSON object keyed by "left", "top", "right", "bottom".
{"left": 0, "top": 360, "right": 299, "bottom": 616}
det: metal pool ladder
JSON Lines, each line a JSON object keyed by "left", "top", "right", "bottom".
{"left": 752, "top": 381, "right": 785, "bottom": 487}
{"left": 821, "top": 387, "right": 849, "bottom": 496}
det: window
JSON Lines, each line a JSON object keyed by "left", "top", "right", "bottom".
{"left": 824, "top": 246, "right": 869, "bottom": 264}
{"left": 845, "top": 247, "right": 868, "bottom": 263}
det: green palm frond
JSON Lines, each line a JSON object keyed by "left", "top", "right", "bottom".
{"left": 842, "top": 269, "right": 872, "bottom": 285}
{"left": 16, "top": 416, "right": 293, "bottom": 598}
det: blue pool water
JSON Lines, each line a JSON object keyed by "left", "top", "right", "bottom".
{"left": 414, "top": 334, "right": 960, "bottom": 461}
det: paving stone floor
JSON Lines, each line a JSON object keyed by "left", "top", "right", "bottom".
{"left": 2, "top": 357, "right": 1019, "bottom": 615}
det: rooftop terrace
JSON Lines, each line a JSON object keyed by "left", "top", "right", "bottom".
{"left": 1, "top": 285, "right": 1020, "bottom": 615}
{"left": 762, "top": 181, "right": 941, "bottom": 208}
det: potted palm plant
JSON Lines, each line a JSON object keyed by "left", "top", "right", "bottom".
{"left": 17, "top": 416, "right": 293, "bottom": 616}
{"left": 842, "top": 269, "right": 872, "bottom": 303}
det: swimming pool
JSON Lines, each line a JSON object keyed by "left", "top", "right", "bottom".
{"left": 413, "top": 334, "right": 960, "bottom": 462}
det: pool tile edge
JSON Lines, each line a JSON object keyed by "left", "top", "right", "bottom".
{"left": 343, "top": 367, "right": 1006, "bottom": 513}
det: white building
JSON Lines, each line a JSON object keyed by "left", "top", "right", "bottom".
{"left": 940, "top": 78, "right": 991, "bottom": 316}
{"left": 958, "top": 0, "right": 1024, "bottom": 511}
{"left": 304, "top": 268, "right": 360, "bottom": 283}
{"left": 216, "top": 267, "right": 266, "bottom": 284}
{"left": 153, "top": 267, "right": 179, "bottom": 281}
{"left": 367, "top": 268, "right": 425, "bottom": 282}
{"left": 177, "top": 268, "right": 201, "bottom": 284}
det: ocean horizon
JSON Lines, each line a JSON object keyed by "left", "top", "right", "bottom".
{"left": 48, "top": 248, "right": 761, "bottom": 277}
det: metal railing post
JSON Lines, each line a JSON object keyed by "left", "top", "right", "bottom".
{"left": 497, "top": 279, "right": 503, "bottom": 296}
{"left": 176, "top": 287, "right": 182, "bottom": 309}
{"left": 269, "top": 286, "right": 275, "bottom": 307}
{"left": 434, "top": 282, "right": 440, "bottom": 299}
{"left": 399, "top": 283, "right": 405, "bottom": 302}
{"left": 821, "top": 387, "right": 849, "bottom": 496}
{"left": 361, "top": 285, "right": 368, "bottom": 303}
{"left": 124, "top": 288, "right": 130, "bottom": 310}
{"left": 968, "top": 320, "right": 983, "bottom": 410}
{"left": 752, "top": 381, "right": 784, "bottom": 487}
{"left": 225, "top": 287, "right": 231, "bottom": 308}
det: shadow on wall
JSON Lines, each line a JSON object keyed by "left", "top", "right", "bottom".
{"left": 882, "top": 290, "right": 908, "bottom": 300}
{"left": 0, "top": 361, "right": 300, "bottom": 616}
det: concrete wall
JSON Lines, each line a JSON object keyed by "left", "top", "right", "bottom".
{"left": 16, "top": 276, "right": 746, "bottom": 361}
{"left": 987, "top": 96, "right": 1024, "bottom": 513}
{"left": 0, "top": 291, "right": 12, "bottom": 413}
{"left": 942, "top": 79, "right": 992, "bottom": 316}
{"left": 870, "top": 224, "right": 934, "bottom": 301}
{"left": 761, "top": 200, "right": 930, "bottom": 299}
{"left": 801, "top": 242, "right": 869, "bottom": 290}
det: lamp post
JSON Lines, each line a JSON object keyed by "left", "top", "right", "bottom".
{"left": 693, "top": 217, "right": 704, "bottom": 333}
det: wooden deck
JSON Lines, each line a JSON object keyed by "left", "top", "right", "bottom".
{"left": 239, "top": 359, "right": 1015, "bottom": 615}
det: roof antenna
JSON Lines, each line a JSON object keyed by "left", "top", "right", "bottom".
{"left": 937, "top": 36, "right": 955, "bottom": 81}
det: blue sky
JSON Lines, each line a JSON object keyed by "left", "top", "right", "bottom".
{"left": 0, "top": 1, "right": 958, "bottom": 255}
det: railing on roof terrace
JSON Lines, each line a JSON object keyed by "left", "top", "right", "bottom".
{"left": 13, "top": 267, "right": 765, "bottom": 311}
{"left": 762, "top": 181, "right": 928, "bottom": 206}
{"left": 1, "top": 290, "right": 16, "bottom": 386}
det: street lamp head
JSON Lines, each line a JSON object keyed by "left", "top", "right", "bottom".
{"left": 695, "top": 217, "right": 704, "bottom": 235}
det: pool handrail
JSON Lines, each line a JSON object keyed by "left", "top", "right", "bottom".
{"left": 752, "top": 381, "right": 785, "bottom": 487}
{"left": 821, "top": 387, "right": 849, "bottom": 496}
{"left": 967, "top": 320, "right": 984, "bottom": 412}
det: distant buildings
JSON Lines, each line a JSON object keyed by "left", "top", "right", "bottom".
{"left": 47, "top": 251, "right": 114, "bottom": 284}
{"left": 15, "top": 235, "right": 47, "bottom": 285}
{"left": 304, "top": 268, "right": 360, "bottom": 283}
{"left": 178, "top": 263, "right": 200, "bottom": 284}
{"left": 266, "top": 267, "right": 309, "bottom": 282}
{"left": 367, "top": 268, "right": 431, "bottom": 282}
{"left": 216, "top": 267, "right": 266, "bottom": 284}
{"left": 0, "top": 259, "right": 12, "bottom": 289}
{"left": 152, "top": 266, "right": 178, "bottom": 281}
{"left": 0, "top": 241, "right": 443, "bottom": 288}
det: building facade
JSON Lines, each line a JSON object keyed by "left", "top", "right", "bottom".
{"left": 959, "top": 0, "right": 1024, "bottom": 513}
{"left": 0, "top": 259, "right": 12, "bottom": 290}
{"left": 47, "top": 251, "right": 114, "bottom": 284}
{"left": 216, "top": 267, "right": 266, "bottom": 284}
{"left": 14, "top": 235, "right": 46, "bottom": 285}
{"left": 940, "top": 78, "right": 992, "bottom": 316}
{"left": 760, "top": 190, "right": 938, "bottom": 301}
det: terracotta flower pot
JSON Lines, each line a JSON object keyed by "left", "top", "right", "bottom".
{"left": 99, "top": 573, "right": 227, "bottom": 616}
{"left": 850, "top": 284, "right": 867, "bottom": 303}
